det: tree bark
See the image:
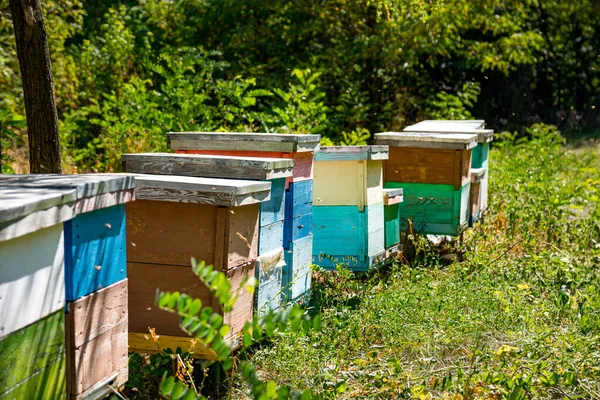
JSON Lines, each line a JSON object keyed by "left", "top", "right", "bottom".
{"left": 9, "top": 0, "right": 62, "bottom": 173}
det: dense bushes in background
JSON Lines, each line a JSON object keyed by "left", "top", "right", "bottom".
{"left": 0, "top": 0, "right": 598, "bottom": 172}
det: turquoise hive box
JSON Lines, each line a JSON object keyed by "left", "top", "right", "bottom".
{"left": 312, "top": 145, "right": 393, "bottom": 272}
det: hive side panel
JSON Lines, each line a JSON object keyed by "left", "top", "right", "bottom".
{"left": 64, "top": 204, "right": 127, "bottom": 301}
{"left": 259, "top": 220, "right": 284, "bottom": 255}
{"left": 460, "top": 149, "right": 472, "bottom": 187}
{"left": 283, "top": 235, "right": 313, "bottom": 302}
{"left": 0, "top": 310, "right": 66, "bottom": 400}
{"left": 366, "top": 160, "right": 384, "bottom": 206}
{"left": 313, "top": 160, "right": 359, "bottom": 206}
{"left": 223, "top": 262, "right": 255, "bottom": 338}
{"left": 126, "top": 201, "right": 217, "bottom": 267}
{"left": 384, "top": 203, "right": 401, "bottom": 249}
{"left": 366, "top": 203, "right": 385, "bottom": 258}
{"left": 470, "top": 181, "right": 481, "bottom": 218}
{"left": 458, "top": 182, "right": 471, "bottom": 228}
{"left": 312, "top": 206, "right": 364, "bottom": 258}
{"left": 0, "top": 223, "right": 65, "bottom": 338}
{"left": 480, "top": 171, "right": 489, "bottom": 211}
{"left": 225, "top": 204, "right": 259, "bottom": 270}
{"left": 385, "top": 182, "right": 463, "bottom": 235}
{"left": 127, "top": 262, "right": 213, "bottom": 337}
{"left": 291, "top": 152, "right": 314, "bottom": 182}
{"left": 260, "top": 178, "right": 286, "bottom": 226}
{"left": 384, "top": 147, "right": 457, "bottom": 185}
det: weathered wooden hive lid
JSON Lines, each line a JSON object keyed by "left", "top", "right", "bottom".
{"left": 0, "top": 174, "right": 135, "bottom": 241}
{"left": 315, "top": 145, "right": 389, "bottom": 161}
{"left": 167, "top": 132, "right": 321, "bottom": 153}
{"left": 374, "top": 132, "right": 478, "bottom": 150}
{"left": 122, "top": 152, "right": 293, "bottom": 181}
{"left": 404, "top": 120, "right": 493, "bottom": 143}
{"left": 132, "top": 174, "right": 271, "bottom": 207}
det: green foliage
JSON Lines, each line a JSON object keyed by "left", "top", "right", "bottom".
{"left": 2, "top": 0, "right": 599, "bottom": 173}
{"left": 245, "top": 125, "right": 600, "bottom": 398}
{"left": 154, "top": 258, "right": 324, "bottom": 399}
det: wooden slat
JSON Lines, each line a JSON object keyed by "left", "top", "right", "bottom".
{"left": 374, "top": 132, "right": 477, "bottom": 150}
{"left": 128, "top": 260, "right": 255, "bottom": 339}
{"left": 0, "top": 202, "right": 73, "bottom": 242}
{"left": 315, "top": 145, "right": 389, "bottom": 161}
{"left": 64, "top": 204, "right": 127, "bottom": 301}
{"left": 384, "top": 147, "right": 459, "bottom": 186}
{"left": 167, "top": 132, "right": 320, "bottom": 153}
{"left": 0, "top": 223, "right": 65, "bottom": 339}
{"left": 0, "top": 310, "right": 65, "bottom": 400}
{"left": 65, "top": 280, "right": 128, "bottom": 399}
{"left": 126, "top": 200, "right": 218, "bottom": 267}
{"left": 255, "top": 247, "right": 284, "bottom": 315}
{"left": 283, "top": 235, "right": 313, "bottom": 302}
{"left": 259, "top": 220, "right": 284, "bottom": 255}
{"left": 122, "top": 153, "right": 294, "bottom": 180}
{"left": 404, "top": 120, "right": 493, "bottom": 143}
{"left": 128, "top": 333, "right": 218, "bottom": 360}
{"left": 132, "top": 174, "right": 271, "bottom": 207}
{"left": 224, "top": 204, "right": 260, "bottom": 270}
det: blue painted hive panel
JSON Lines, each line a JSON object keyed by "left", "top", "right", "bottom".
{"left": 64, "top": 204, "right": 127, "bottom": 301}
{"left": 255, "top": 251, "right": 284, "bottom": 315}
{"left": 259, "top": 220, "right": 284, "bottom": 255}
{"left": 284, "top": 180, "right": 313, "bottom": 248}
{"left": 282, "top": 235, "right": 312, "bottom": 303}
{"left": 260, "top": 178, "right": 286, "bottom": 226}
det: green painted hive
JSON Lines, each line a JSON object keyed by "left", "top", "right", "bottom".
{"left": 403, "top": 120, "right": 494, "bottom": 224}
{"left": 375, "top": 131, "right": 478, "bottom": 236}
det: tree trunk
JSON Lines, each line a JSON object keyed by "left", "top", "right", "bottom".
{"left": 9, "top": 0, "right": 62, "bottom": 173}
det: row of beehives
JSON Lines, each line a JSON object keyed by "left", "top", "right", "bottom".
{"left": 0, "top": 119, "right": 491, "bottom": 399}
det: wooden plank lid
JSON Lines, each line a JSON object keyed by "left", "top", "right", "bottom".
{"left": 167, "top": 132, "right": 321, "bottom": 153}
{"left": 0, "top": 174, "right": 135, "bottom": 241}
{"left": 315, "top": 145, "right": 389, "bottom": 161}
{"left": 404, "top": 120, "right": 494, "bottom": 143}
{"left": 132, "top": 174, "right": 271, "bottom": 206}
{"left": 374, "top": 132, "right": 478, "bottom": 150}
{"left": 122, "top": 153, "right": 294, "bottom": 181}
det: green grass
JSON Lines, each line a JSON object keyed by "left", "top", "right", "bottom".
{"left": 234, "top": 125, "right": 600, "bottom": 399}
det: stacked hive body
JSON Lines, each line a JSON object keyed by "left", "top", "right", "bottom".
{"left": 374, "top": 132, "right": 478, "bottom": 236}
{"left": 404, "top": 120, "right": 493, "bottom": 225}
{"left": 125, "top": 174, "right": 270, "bottom": 357}
{"left": 122, "top": 153, "right": 293, "bottom": 315}
{"left": 0, "top": 174, "right": 133, "bottom": 400}
{"left": 168, "top": 132, "right": 320, "bottom": 303}
{"left": 312, "top": 146, "right": 393, "bottom": 271}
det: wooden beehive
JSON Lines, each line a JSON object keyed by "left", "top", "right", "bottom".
{"left": 122, "top": 153, "right": 293, "bottom": 315}
{"left": 167, "top": 132, "right": 320, "bottom": 303}
{"left": 0, "top": 174, "right": 134, "bottom": 400}
{"left": 312, "top": 146, "right": 389, "bottom": 271}
{"left": 404, "top": 120, "right": 494, "bottom": 224}
{"left": 374, "top": 132, "right": 478, "bottom": 236}
{"left": 126, "top": 174, "right": 270, "bottom": 357}
{"left": 383, "top": 187, "right": 404, "bottom": 257}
